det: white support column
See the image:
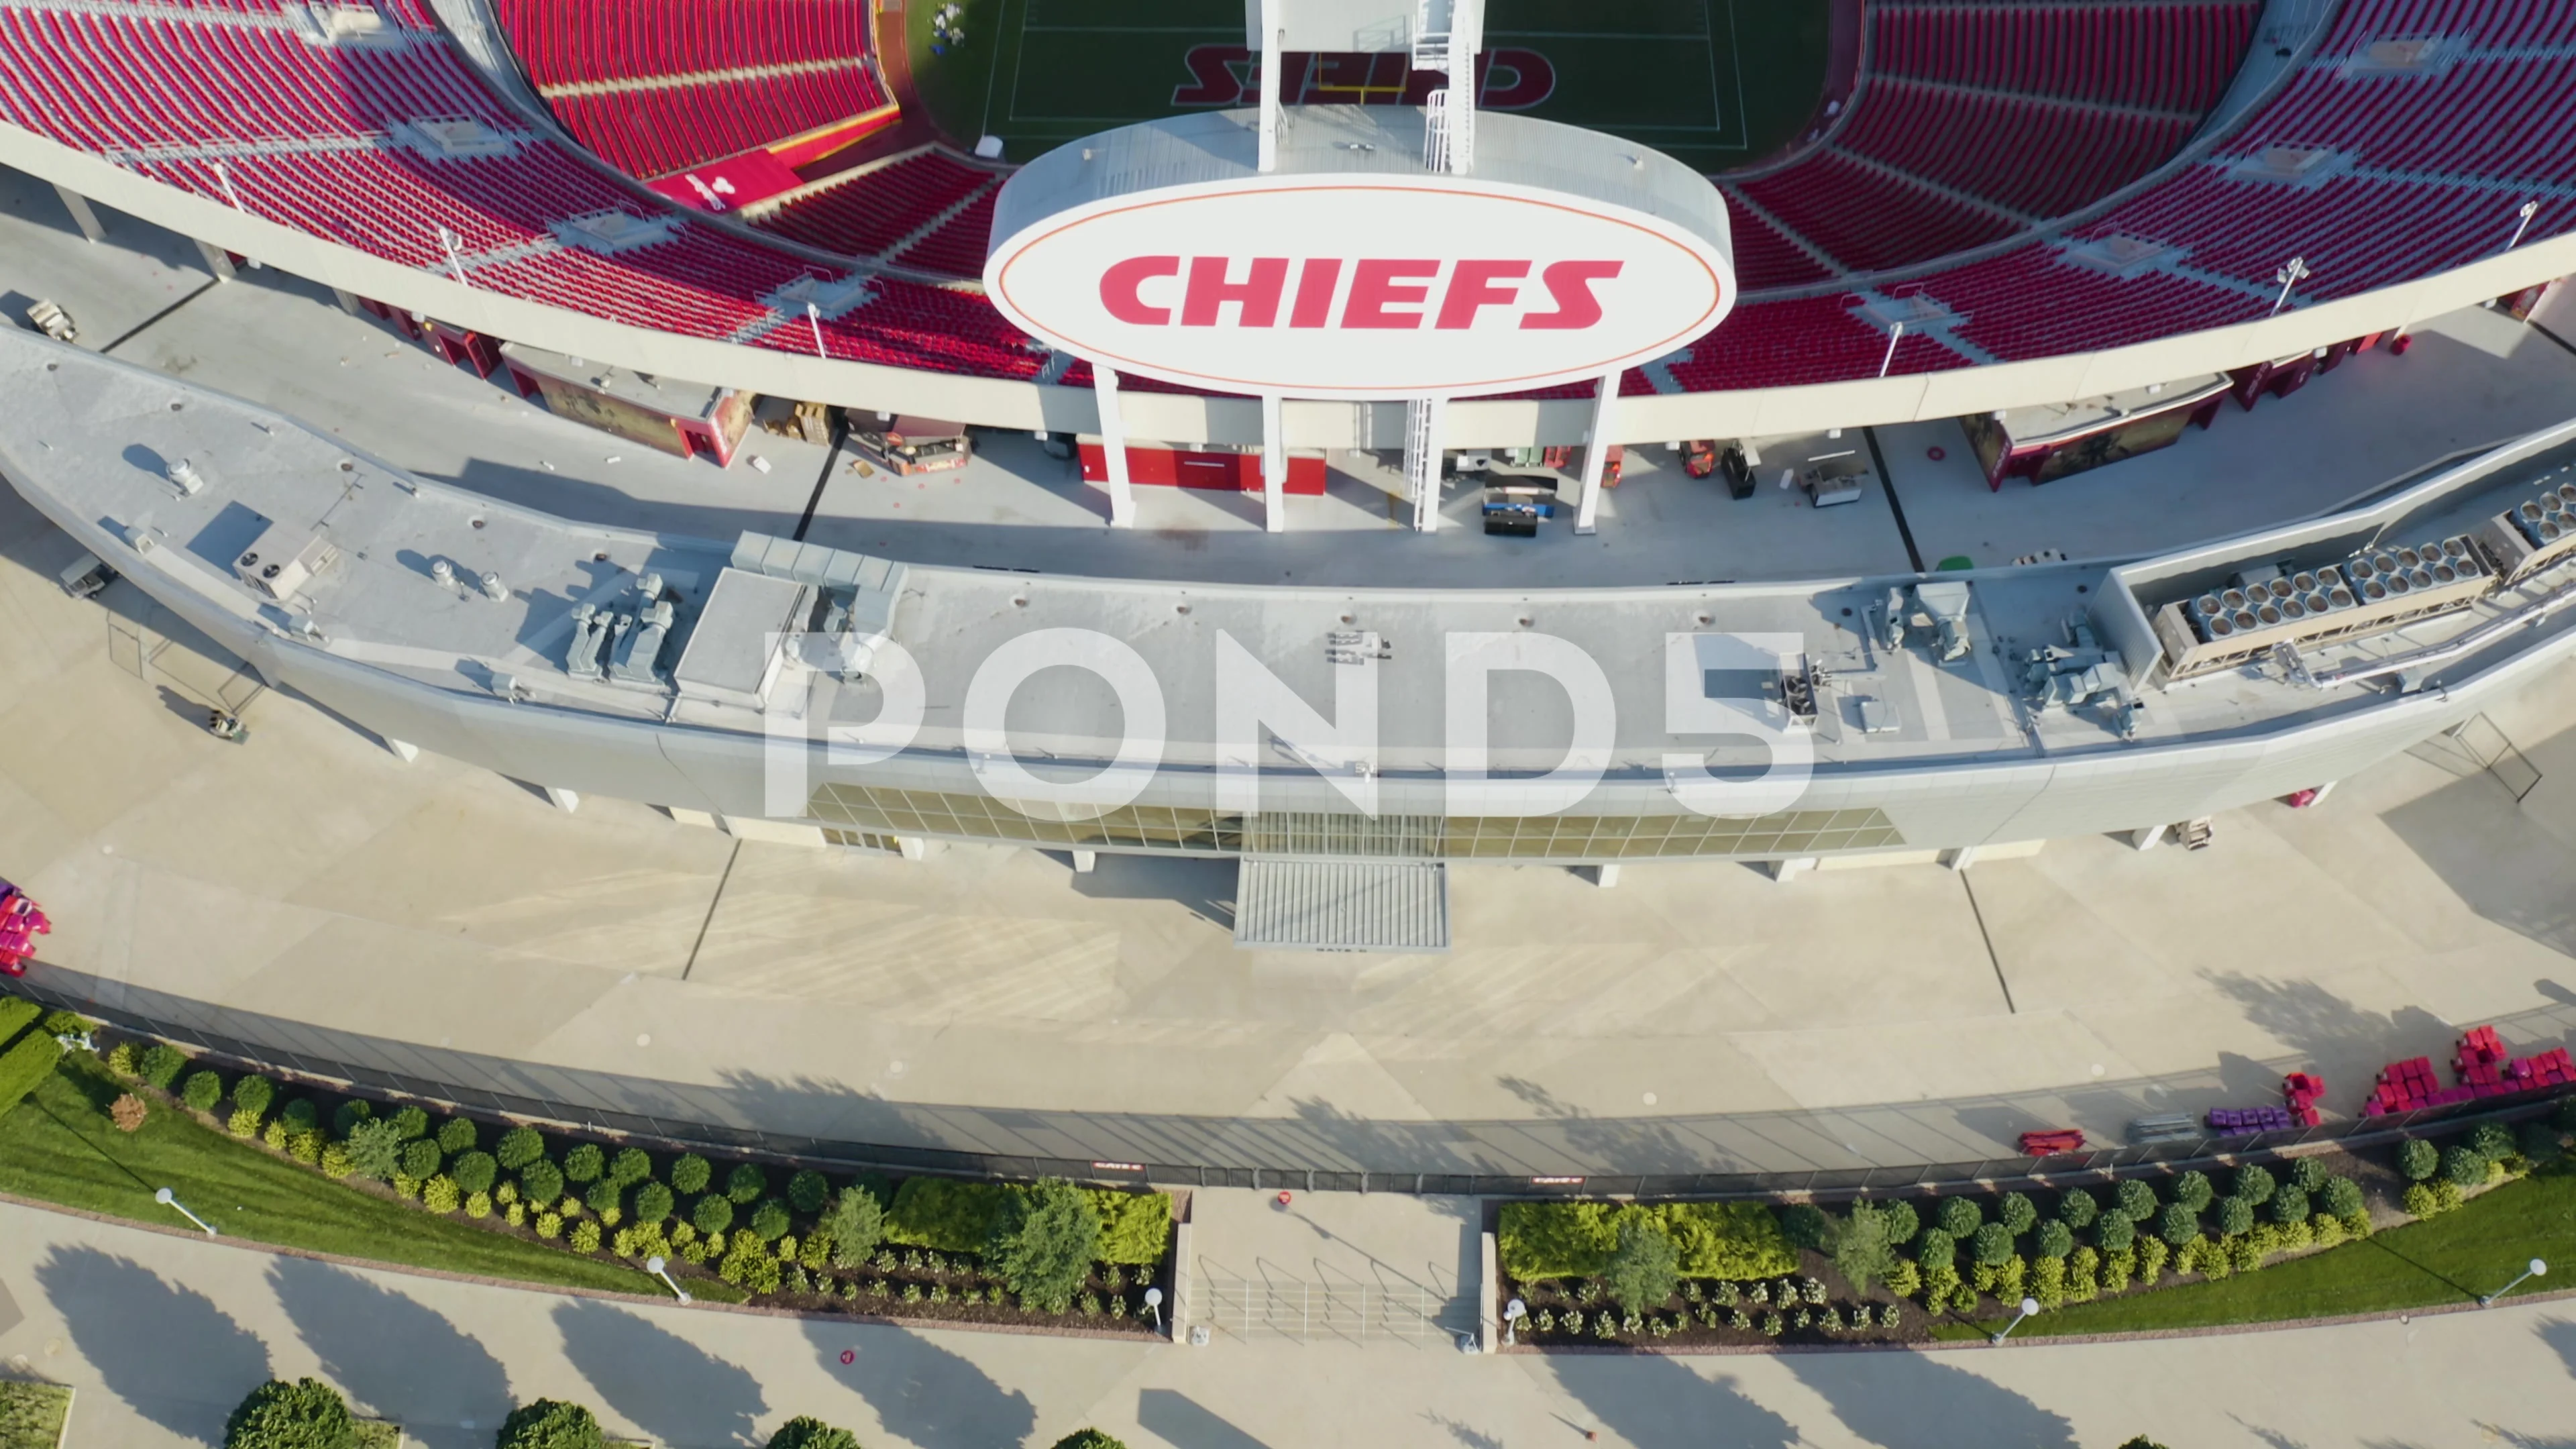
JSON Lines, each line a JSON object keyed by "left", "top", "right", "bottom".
{"left": 1443, "top": 0, "right": 1482, "bottom": 173}
{"left": 1945, "top": 845, "right": 1980, "bottom": 871}
{"left": 1404, "top": 395, "right": 1446, "bottom": 532}
{"left": 1256, "top": 0, "right": 1284, "bottom": 173}
{"left": 1071, "top": 849, "right": 1099, "bottom": 873}
{"left": 52, "top": 184, "right": 105, "bottom": 243}
{"left": 381, "top": 736, "right": 419, "bottom": 764}
{"left": 542, "top": 786, "right": 582, "bottom": 814}
{"left": 194, "top": 237, "right": 237, "bottom": 282}
{"left": 1574, "top": 368, "right": 1619, "bottom": 535}
{"left": 2129, "top": 824, "right": 2166, "bottom": 851}
{"left": 330, "top": 286, "right": 366, "bottom": 318}
{"left": 1091, "top": 364, "right": 1138, "bottom": 528}
{"left": 1260, "top": 392, "right": 1287, "bottom": 533}
{"left": 1591, "top": 863, "right": 1621, "bottom": 888}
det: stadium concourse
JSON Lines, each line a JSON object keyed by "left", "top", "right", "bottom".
{"left": 0, "top": 0, "right": 2573, "bottom": 422}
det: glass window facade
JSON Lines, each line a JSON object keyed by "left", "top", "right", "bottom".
{"left": 805, "top": 786, "right": 1904, "bottom": 861}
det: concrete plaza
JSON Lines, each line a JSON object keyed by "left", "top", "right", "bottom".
{"left": 4, "top": 1199, "right": 2574, "bottom": 1449}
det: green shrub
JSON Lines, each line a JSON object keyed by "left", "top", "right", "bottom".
{"left": 557, "top": 1143, "right": 601, "bottom": 1185}
{"left": 2232, "top": 1164, "right": 2274, "bottom": 1205}
{"left": 632, "top": 1183, "right": 674, "bottom": 1225}
{"left": 466, "top": 1191, "right": 492, "bottom": 1220}
{"left": 2522, "top": 1121, "right": 2565, "bottom": 1166}
{"left": 671, "top": 1154, "right": 713, "bottom": 1195}
{"left": 2115, "top": 1178, "right": 2158, "bottom": 1222}
{"left": 2056, "top": 1189, "right": 2097, "bottom": 1229}
{"left": 569, "top": 1220, "right": 602, "bottom": 1253}
{"left": 2094, "top": 1212, "right": 2135, "bottom": 1253}
{"left": 584, "top": 1180, "right": 623, "bottom": 1219}
{"left": 718, "top": 1234, "right": 782, "bottom": 1293}
{"left": 0, "top": 998, "right": 39, "bottom": 1047}
{"left": 823, "top": 1187, "right": 886, "bottom": 1268}
{"left": 2268, "top": 1186, "right": 2309, "bottom": 1225}
{"left": 423, "top": 1175, "right": 460, "bottom": 1213}
{"left": 2157, "top": 1203, "right": 2200, "bottom": 1246}
{"left": 2288, "top": 1157, "right": 2329, "bottom": 1195}
{"left": 2402, "top": 1182, "right": 2444, "bottom": 1219}
{"left": 2171, "top": 1171, "right": 2213, "bottom": 1212}
{"left": 784, "top": 1169, "right": 830, "bottom": 1214}
{"left": 343, "top": 1120, "right": 403, "bottom": 1182}
{"left": 694, "top": 1195, "right": 736, "bottom": 1235}
{"left": 1970, "top": 1222, "right": 2013, "bottom": 1265}
{"left": 519, "top": 1160, "right": 564, "bottom": 1205}
{"left": 1778, "top": 1203, "right": 1829, "bottom": 1250}
{"left": 1603, "top": 1218, "right": 1680, "bottom": 1307}
{"left": 989, "top": 1179, "right": 1102, "bottom": 1313}
{"left": 888, "top": 1177, "right": 1015, "bottom": 1254}
{"left": 2318, "top": 1175, "right": 2365, "bottom": 1220}
{"left": 1050, "top": 1434, "right": 1127, "bottom": 1449}
{"left": 451, "top": 1151, "right": 499, "bottom": 1195}
{"left": 330, "top": 1100, "right": 373, "bottom": 1139}
{"left": 2440, "top": 1144, "right": 2489, "bottom": 1189}
{"left": 1495, "top": 1201, "right": 1793, "bottom": 1281}
{"left": 1915, "top": 1227, "right": 1955, "bottom": 1269}
{"left": 1935, "top": 1196, "right": 1981, "bottom": 1238}
{"left": 105, "top": 1041, "right": 138, "bottom": 1077}
{"left": 725, "top": 1162, "right": 767, "bottom": 1204}
{"left": 2214, "top": 1197, "right": 2255, "bottom": 1237}
{"left": 2469, "top": 1122, "right": 2515, "bottom": 1159}
{"left": 766, "top": 1416, "right": 861, "bottom": 1449}
{"left": 319, "top": 1143, "right": 355, "bottom": 1179}
{"left": 2034, "top": 1220, "right": 2074, "bottom": 1258}
{"left": 1089, "top": 1189, "right": 1173, "bottom": 1266}
{"left": 280, "top": 1098, "right": 319, "bottom": 1133}
{"left": 0, "top": 1031, "right": 66, "bottom": 1118}
{"left": 231, "top": 1075, "right": 276, "bottom": 1122}
{"left": 180, "top": 1071, "right": 226, "bottom": 1112}
{"left": 1829, "top": 1203, "right": 1896, "bottom": 1295}
{"left": 223, "top": 1377, "right": 354, "bottom": 1449}
{"left": 39, "top": 1008, "right": 87, "bottom": 1038}
{"left": 437, "top": 1116, "right": 478, "bottom": 1153}
{"left": 1997, "top": 1192, "right": 2037, "bottom": 1236}
{"left": 2398, "top": 1138, "right": 2438, "bottom": 1181}
{"left": 594, "top": 1147, "right": 642, "bottom": 1187}
{"left": 496, "top": 1126, "right": 547, "bottom": 1171}
{"left": 378, "top": 1106, "right": 423, "bottom": 1141}
{"left": 287, "top": 1129, "right": 323, "bottom": 1165}
{"left": 400, "top": 1138, "right": 443, "bottom": 1181}
{"left": 2134, "top": 1235, "right": 2169, "bottom": 1284}
{"left": 495, "top": 1399, "right": 605, "bottom": 1449}
{"left": 140, "top": 1044, "right": 187, "bottom": 1089}
{"left": 2557, "top": 1095, "right": 2576, "bottom": 1134}
{"left": 1875, "top": 1198, "right": 1919, "bottom": 1244}
{"left": 749, "top": 1198, "right": 792, "bottom": 1242}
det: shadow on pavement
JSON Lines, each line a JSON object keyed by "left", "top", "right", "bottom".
{"left": 1785, "top": 1350, "right": 2075, "bottom": 1449}
{"left": 554, "top": 1299, "right": 767, "bottom": 1448}
{"left": 2540, "top": 1316, "right": 2576, "bottom": 1379}
{"left": 1546, "top": 1353, "right": 1798, "bottom": 1448}
{"left": 34, "top": 1247, "right": 270, "bottom": 1444}
{"left": 267, "top": 1258, "right": 513, "bottom": 1449}
{"left": 1138, "top": 1387, "right": 1271, "bottom": 1448}
{"left": 800, "top": 1318, "right": 1036, "bottom": 1449}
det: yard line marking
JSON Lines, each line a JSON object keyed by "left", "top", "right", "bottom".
{"left": 1723, "top": 0, "right": 1749, "bottom": 144}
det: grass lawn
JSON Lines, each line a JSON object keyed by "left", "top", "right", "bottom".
{"left": 0, "top": 1053, "right": 660, "bottom": 1298}
{"left": 910, "top": 0, "right": 1827, "bottom": 171}
{"left": 1931, "top": 1163, "right": 2576, "bottom": 1339}
{"left": 0, "top": 1380, "right": 72, "bottom": 1449}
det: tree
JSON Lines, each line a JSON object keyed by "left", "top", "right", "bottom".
{"left": 452, "top": 1151, "right": 500, "bottom": 1195}
{"left": 2055, "top": 1189, "right": 2097, "bottom": 1229}
{"left": 1935, "top": 1196, "right": 1981, "bottom": 1238}
{"left": 1602, "top": 1218, "right": 1681, "bottom": 1309}
{"left": 1050, "top": 1434, "right": 1127, "bottom": 1449}
{"left": 789, "top": 1169, "right": 832, "bottom": 1214}
{"left": 608, "top": 1147, "right": 652, "bottom": 1186}
{"left": 1829, "top": 1203, "right": 1896, "bottom": 1296}
{"left": 400, "top": 1138, "right": 443, "bottom": 1181}
{"left": 496, "top": 1126, "right": 547, "bottom": 1171}
{"left": 182, "top": 1070, "right": 225, "bottom": 1113}
{"left": 494, "top": 1399, "right": 605, "bottom": 1449}
{"left": 2232, "top": 1164, "right": 2274, "bottom": 1205}
{"left": 520, "top": 1160, "right": 565, "bottom": 1206}
{"left": 1997, "top": 1192, "right": 2037, "bottom": 1236}
{"left": 1778, "top": 1203, "right": 1830, "bottom": 1251}
{"left": 2288, "top": 1157, "right": 2329, "bottom": 1195}
{"left": 633, "top": 1183, "right": 675, "bottom": 1225}
{"left": 2094, "top": 1212, "right": 2135, "bottom": 1253}
{"left": 766, "top": 1417, "right": 860, "bottom": 1449}
{"left": 824, "top": 1186, "right": 886, "bottom": 1268}
{"left": 2214, "top": 1197, "right": 2255, "bottom": 1237}
{"left": 1915, "top": 1228, "right": 1955, "bottom": 1269}
{"left": 1970, "top": 1222, "right": 2014, "bottom": 1265}
{"left": 388, "top": 1106, "right": 430, "bottom": 1140}
{"left": 2469, "top": 1122, "right": 2516, "bottom": 1159}
{"left": 988, "top": 1178, "right": 1102, "bottom": 1313}
{"left": 750, "top": 1199, "right": 792, "bottom": 1242}
{"left": 727, "top": 1163, "right": 768, "bottom": 1205}
{"left": 2440, "top": 1144, "right": 2489, "bottom": 1189}
{"left": 563, "top": 1144, "right": 605, "bottom": 1184}
{"left": 2034, "top": 1220, "right": 2074, "bottom": 1259}
{"left": 694, "top": 1195, "right": 736, "bottom": 1235}
{"left": 2318, "top": 1175, "right": 2365, "bottom": 1220}
{"left": 2171, "top": 1171, "right": 2213, "bottom": 1212}
{"left": 343, "top": 1118, "right": 404, "bottom": 1182}
{"left": 2398, "top": 1138, "right": 2439, "bottom": 1181}
{"left": 2268, "top": 1187, "right": 2309, "bottom": 1225}
{"left": 225, "top": 1378, "right": 355, "bottom": 1449}
{"left": 2115, "top": 1179, "right": 2158, "bottom": 1222}
{"left": 2157, "top": 1203, "right": 2200, "bottom": 1247}
{"left": 1874, "top": 1198, "right": 1919, "bottom": 1245}
{"left": 437, "top": 1116, "right": 479, "bottom": 1154}
{"left": 672, "top": 1154, "right": 713, "bottom": 1195}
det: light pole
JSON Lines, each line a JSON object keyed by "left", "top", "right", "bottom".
{"left": 1990, "top": 1295, "right": 2041, "bottom": 1346}
{"left": 1878, "top": 321, "right": 1906, "bottom": 379}
{"left": 2480, "top": 1258, "right": 2545, "bottom": 1307}
{"left": 154, "top": 1187, "right": 215, "bottom": 1236}
{"left": 2270, "top": 256, "right": 2311, "bottom": 316}
{"left": 1143, "top": 1286, "right": 1165, "bottom": 1333}
{"left": 806, "top": 301, "right": 828, "bottom": 360}
{"left": 2508, "top": 201, "right": 2541, "bottom": 252}
{"left": 1503, "top": 1297, "right": 1526, "bottom": 1345}
{"left": 643, "top": 1255, "right": 692, "bottom": 1304}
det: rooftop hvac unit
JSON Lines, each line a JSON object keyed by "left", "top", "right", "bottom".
{"left": 233, "top": 521, "right": 339, "bottom": 602}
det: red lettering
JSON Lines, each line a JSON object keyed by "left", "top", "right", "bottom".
{"left": 1182, "top": 255, "right": 1289, "bottom": 327}
{"left": 1289, "top": 258, "right": 1342, "bottom": 327}
{"left": 1479, "top": 49, "right": 1558, "bottom": 110}
{"left": 1100, "top": 256, "right": 1180, "bottom": 325}
{"left": 1434, "top": 259, "right": 1529, "bottom": 329}
{"left": 1521, "top": 260, "right": 1623, "bottom": 329}
{"left": 1170, "top": 44, "right": 1248, "bottom": 106}
{"left": 1340, "top": 258, "right": 1440, "bottom": 329}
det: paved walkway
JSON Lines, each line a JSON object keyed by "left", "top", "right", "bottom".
{"left": 3, "top": 1201, "right": 2575, "bottom": 1449}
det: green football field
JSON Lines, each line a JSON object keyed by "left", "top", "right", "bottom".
{"left": 908, "top": 0, "right": 1830, "bottom": 174}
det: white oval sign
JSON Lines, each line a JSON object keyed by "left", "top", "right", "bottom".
{"left": 983, "top": 176, "right": 1733, "bottom": 400}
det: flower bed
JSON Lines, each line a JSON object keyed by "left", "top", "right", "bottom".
{"left": 72, "top": 1014, "right": 1173, "bottom": 1334}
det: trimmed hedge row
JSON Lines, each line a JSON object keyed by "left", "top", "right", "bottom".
{"left": 886, "top": 1176, "right": 1172, "bottom": 1265}
{"left": 1498, "top": 1200, "right": 1799, "bottom": 1281}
